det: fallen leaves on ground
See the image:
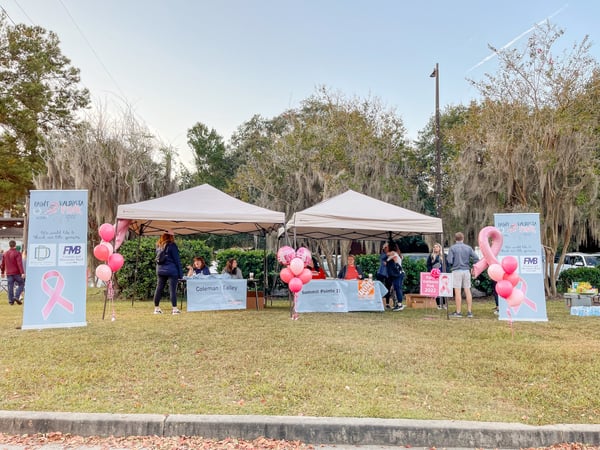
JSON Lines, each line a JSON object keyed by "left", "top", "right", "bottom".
{"left": 0, "top": 432, "right": 314, "bottom": 449}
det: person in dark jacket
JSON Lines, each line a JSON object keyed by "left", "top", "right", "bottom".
{"left": 426, "top": 242, "right": 447, "bottom": 309}
{"left": 187, "top": 256, "right": 210, "bottom": 277}
{"left": 153, "top": 230, "right": 183, "bottom": 315}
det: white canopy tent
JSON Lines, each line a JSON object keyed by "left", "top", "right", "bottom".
{"left": 285, "top": 190, "right": 443, "bottom": 241}
{"left": 116, "top": 184, "right": 285, "bottom": 237}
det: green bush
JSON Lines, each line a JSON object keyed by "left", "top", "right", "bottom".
{"left": 558, "top": 267, "right": 600, "bottom": 293}
{"left": 216, "top": 248, "right": 277, "bottom": 291}
{"left": 115, "top": 237, "right": 212, "bottom": 300}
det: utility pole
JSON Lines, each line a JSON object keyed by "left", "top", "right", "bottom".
{"left": 430, "top": 63, "right": 441, "bottom": 218}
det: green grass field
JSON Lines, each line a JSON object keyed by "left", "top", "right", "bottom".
{"left": 1, "top": 289, "right": 598, "bottom": 426}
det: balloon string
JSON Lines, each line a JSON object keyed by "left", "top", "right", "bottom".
{"left": 292, "top": 292, "right": 299, "bottom": 320}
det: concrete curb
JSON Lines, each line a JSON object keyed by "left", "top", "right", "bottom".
{"left": 0, "top": 411, "right": 599, "bottom": 448}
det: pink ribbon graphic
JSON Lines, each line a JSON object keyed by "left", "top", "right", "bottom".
{"left": 472, "top": 226, "right": 503, "bottom": 278}
{"left": 41, "top": 270, "right": 75, "bottom": 320}
{"left": 472, "top": 226, "right": 537, "bottom": 322}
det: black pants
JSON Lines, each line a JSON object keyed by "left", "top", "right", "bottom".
{"left": 376, "top": 274, "right": 393, "bottom": 305}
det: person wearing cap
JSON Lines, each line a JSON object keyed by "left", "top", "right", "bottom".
{"left": 153, "top": 230, "right": 183, "bottom": 315}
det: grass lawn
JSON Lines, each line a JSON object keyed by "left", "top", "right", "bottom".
{"left": 0, "top": 288, "right": 599, "bottom": 426}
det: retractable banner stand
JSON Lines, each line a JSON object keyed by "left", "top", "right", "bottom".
{"left": 22, "top": 190, "right": 88, "bottom": 329}
{"left": 494, "top": 213, "right": 547, "bottom": 321}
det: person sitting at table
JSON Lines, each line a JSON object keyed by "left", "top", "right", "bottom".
{"left": 337, "top": 254, "right": 364, "bottom": 280}
{"left": 187, "top": 256, "right": 210, "bottom": 277}
{"left": 222, "top": 258, "right": 243, "bottom": 279}
{"left": 307, "top": 255, "right": 326, "bottom": 279}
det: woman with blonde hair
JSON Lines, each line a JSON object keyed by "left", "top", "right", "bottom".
{"left": 153, "top": 230, "right": 183, "bottom": 315}
{"left": 426, "top": 242, "right": 447, "bottom": 309}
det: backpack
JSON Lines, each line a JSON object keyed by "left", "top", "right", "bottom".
{"left": 156, "top": 245, "right": 168, "bottom": 265}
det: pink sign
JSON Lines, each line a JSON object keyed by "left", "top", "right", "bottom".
{"left": 420, "top": 272, "right": 439, "bottom": 297}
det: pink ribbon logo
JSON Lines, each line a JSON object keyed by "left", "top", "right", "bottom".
{"left": 473, "top": 226, "right": 537, "bottom": 320}
{"left": 41, "top": 270, "right": 75, "bottom": 320}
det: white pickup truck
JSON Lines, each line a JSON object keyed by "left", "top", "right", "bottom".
{"left": 553, "top": 252, "right": 600, "bottom": 275}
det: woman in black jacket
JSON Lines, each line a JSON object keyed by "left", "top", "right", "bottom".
{"left": 153, "top": 230, "right": 183, "bottom": 315}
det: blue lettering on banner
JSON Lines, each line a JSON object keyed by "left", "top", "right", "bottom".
{"left": 63, "top": 245, "right": 82, "bottom": 255}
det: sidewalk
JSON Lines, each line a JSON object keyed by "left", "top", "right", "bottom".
{"left": 1, "top": 411, "right": 599, "bottom": 449}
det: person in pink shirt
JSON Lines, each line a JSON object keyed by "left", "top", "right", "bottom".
{"left": 0, "top": 240, "right": 24, "bottom": 305}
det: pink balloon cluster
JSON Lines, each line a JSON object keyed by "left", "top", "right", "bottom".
{"left": 277, "top": 246, "right": 313, "bottom": 294}
{"left": 487, "top": 256, "right": 525, "bottom": 308}
{"left": 430, "top": 268, "right": 441, "bottom": 279}
{"left": 94, "top": 223, "right": 125, "bottom": 282}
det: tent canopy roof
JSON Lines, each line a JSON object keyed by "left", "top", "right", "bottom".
{"left": 286, "top": 190, "right": 442, "bottom": 240}
{"left": 116, "top": 184, "right": 285, "bottom": 236}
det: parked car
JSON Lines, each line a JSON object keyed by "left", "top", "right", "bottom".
{"left": 553, "top": 252, "right": 600, "bottom": 275}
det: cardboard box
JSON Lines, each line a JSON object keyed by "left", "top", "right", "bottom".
{"left": 246, "top": 291, "right": 265, "bottom": 310}
{"left": 405, "top": 294, "right": 437, "bottom": 308}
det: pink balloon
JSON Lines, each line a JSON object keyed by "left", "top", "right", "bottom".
{"left": 503, "top": 272, "right": 520, "bottom": 287}
{"left": 288, "top": 277, "right": 303, "bottom": 293}
{"left": 298, "top": 268, "right": 313, "bottom": 284}
{"left": 495, "top": 280, "right": 514, "bottom": 298}
{"left": 277, "top": 246, "right": 296, "bottom": 265}
{"left": 501, "top": 256, "right": 518, "bottom": 275}
{"left": 430, "top": 268, "right": 440, "bottom": 279}
{"left": 108, "top": 253, "right": 125, "bottom": 272}
{"left": 95, "top": 264, "right": 112, "bottom": 282}
{"left": 507, "top": 288, "right": 525, "bottom": 308}
{"left": 295, "top": 247, "right": 312, "bottom": 266}
{"left": 280, "top": 267, "right": 294, "bottom": 284}
{"left": 98, "top": 223, "right": 115, "bottom": 242}
{"left": 93, "top": 244, "right": 110, "bottom": 261}
{"left": 101, "top": 241, "right": 114, "bottom": 257}
{"left": 289, "top": 257, "right": 304, "bottom": 276}
{"left": 487, "top": 263, "right": 505, "bottom": 282}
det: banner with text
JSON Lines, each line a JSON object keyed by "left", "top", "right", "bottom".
{"left": 186, "top": 278, "right": 247, "bottom": 311}
{"left": 420, "top": 272, "right": 454, "bottom": 297}
{"left": 296, "top": 279, "right": 386, "bottom": 312}
{"left": 494, "top": 213, "right": 547, "bottom": 321}
{"left": 23, "top": 190, "right": 88, "bottom": 329}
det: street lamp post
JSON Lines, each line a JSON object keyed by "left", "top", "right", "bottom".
{"left": 430, "top": 63, "right": 441, "bottom": 218}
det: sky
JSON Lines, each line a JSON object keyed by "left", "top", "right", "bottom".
{"left": 2, "top": 0, "right": 599, "bottom": 169}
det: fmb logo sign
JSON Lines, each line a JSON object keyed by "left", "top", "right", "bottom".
{"left": 58, "top": 243, "right": 86, "bottom": 266}
{"left": 63, "top": 245, "right": 82, "bottom": 255}
{"left": 520, "top": 255, "right": 541, "bottom": 274}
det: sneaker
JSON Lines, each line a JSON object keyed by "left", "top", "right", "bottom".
{"left": 436, "top": 305, "right": 442, "bottom": 310}
{"left": 467, "top": 312, "right": 473, "bottom": 318}
{"left": 450, "top": 312, "right": 462, "bottom": 318}
{"left": 14, "top": 298, "right": 22, "bottom": 305}
{"left": 172, "top": 308, "right": 181, "bottom": 315}
{"left": 493, "top": 310, "right": 499, "bottom": 316}
{"left": 153, "top": 308, "right": 162, "bottom": 314}
{"left": 392, "top": 304, "right": 405, "bottom": 311}
{"left": 385, "top": 304, "right": 391, "bottom": 309}
{"left": 8, "top": 301, "right": 14, "bottom": 306}
{"left": 443, "top": 304, "right": 448, "bottom": 310}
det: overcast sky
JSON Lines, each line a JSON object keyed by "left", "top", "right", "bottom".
{"left": 2, "top": 0, "right": 598, "bottom": 168}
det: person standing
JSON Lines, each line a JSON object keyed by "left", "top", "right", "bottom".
{"left": 426, "top": 243, "right": 447, "bottom": 309}
{"left": 153, "top": 230, "right": 183, "bottom": 315}
{"left": 446, "top": 232, "right": 479, "bottom": 318}
{"left": 386, "top": 243, "right": 405, "bottom": 311}
{"left": 0, "top": 240, "right": 24, "bottom": 305}
{"left": 376, "top": 242, "right": 392, "bottom": 309}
